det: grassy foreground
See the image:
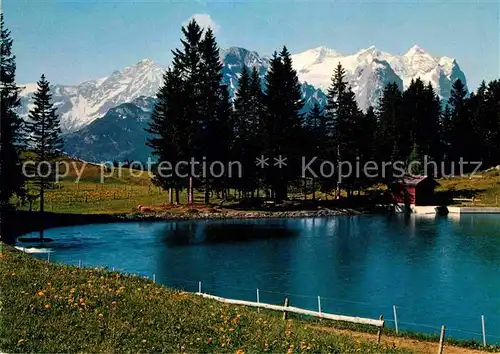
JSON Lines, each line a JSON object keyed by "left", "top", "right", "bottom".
{"left": 0, "top": 244, "right": 409, "bottom": 353}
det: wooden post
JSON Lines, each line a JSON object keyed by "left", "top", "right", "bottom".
{"left": 282, "top": 297, "right": 289, "bottom": 320}
{"left": 393, "top": 305, "right": 399, "bottom": 334}
{"left": 482, "top": 315, "right": 486, "bottom": 347}
{"left": 438, "top": 325, "right": 446, "bottom": 354}
{"left": 377, "top": 315, "right": 383, "bottom": 344}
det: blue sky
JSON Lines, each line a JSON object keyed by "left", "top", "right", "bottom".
{"left": 6, "top": 0, "right": 499, "bottom": 90}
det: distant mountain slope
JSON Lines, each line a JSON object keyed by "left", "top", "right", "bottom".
{"left": 20, "top": 60, "right": 164, "bottom": 133}
{"left": 291, "top": 45, "right": 467, "bottom": 111}
{"left": 21, "top": 45, "right": 467, "bottom": 134}
{"left": 63, "top": 97, "right": 156, "bottom": 162}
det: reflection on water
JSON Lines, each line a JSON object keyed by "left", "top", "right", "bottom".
{"left": 160, "top": 221, "right": 299, "bottom": 246}
{"left": 19, "top": 214, "right": 500, "bottom": 342}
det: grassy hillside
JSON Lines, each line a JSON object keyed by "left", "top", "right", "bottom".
{"left": 0, "top": 244, "right": 409, "bottom": 353}
{"left": 14, "top": 158, "right": 184, "bottom": 214}
{"left": 437, "top": 170, "right": 500, "bottom": 207}
{"left": 13, "top": 157, "right": 500, "bottom": 214}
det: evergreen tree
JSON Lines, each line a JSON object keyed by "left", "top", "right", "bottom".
{"left": 199, "top": 28, "right": 224, "bottom": 203}
{"left": 421, "top": 83, "right": 441, "bottom": 162}
{"left": 358, "top": 106, "right": 377, "bottom": 185}
{"left": 171, "top": 20, "right": 204, "bottom": 204}
{"left": 440, "top": 104, "right": 453, "bottom": 163}
{"left": 248, "top": 67, "right": 265, "bottom": 196}
{"left": 408, "top": 143, "right": 424, "bottom": 176}
{"left": 304, "top": 102, "right": 326, "bottom": 200}
{"left": 262, "top": 47, "right": 304, "bottom": 201}
{"left": 376, "top": 82, "right": 404, "bottom": 163}
{"left": 325, "top": 63, "right": 362, "bottom": 197}
{"left": 484, "top": 80, "right": 500, "bottom": 166}
{"left": 24, "top": 74, "right": 63, "bottom": 240}
{"left": 233, "top": 65, "right": 254, "bottom": 195}
{"left": 146, "top": 68, "right": 186, "bottom": 204}
{"left": 0, "top": 14, "right": 24, "bottom": 207}
{"left": 448, "top": 78, "right": 473, "bottom": 167}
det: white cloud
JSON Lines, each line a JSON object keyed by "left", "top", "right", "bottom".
{"left": 182, "top": 13, "right": 220, "bottom": 34}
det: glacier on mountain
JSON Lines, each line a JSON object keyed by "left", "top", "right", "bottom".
{"left": 20, "top": 45, "right": 467, "bottom": 133}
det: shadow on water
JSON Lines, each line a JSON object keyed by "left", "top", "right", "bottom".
{"left": 160, "top": 221, "right": 298, "bottom": 247}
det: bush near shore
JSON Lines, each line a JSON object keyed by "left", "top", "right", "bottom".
{"left": 0, "top": 244, "right": 409, "bottom": 353}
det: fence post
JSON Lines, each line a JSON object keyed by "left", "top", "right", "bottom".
{"left": 317, "top": 296, "right": 322, "bottom": 316}
{"left": 377, "top": 315, "right": 383, "bottom": 344}
{"left": 153, "top": 273, "right": 156, "bottom": 283}
{"left": 47, "top": 252, "right": 50, "bottom": 262}
{"left": 198, "top": 281, "right": 202, "bottom": 294}
{"left": 78, "top": 260, "right": 81, "bottom": 268}
{"left": 257, "top": 289, "right": 260, "bottom": 312}
{"left": 438, "top": 325, "right": 446, "bottom": 354}
{"left": 482, "top": 315, "right": 486, "bottom": 347}
{"left": 393, "top": 305, "right": 399, "bottom": 334}
{"left": 283, "top": 297, "right": 289, "bottom": 320}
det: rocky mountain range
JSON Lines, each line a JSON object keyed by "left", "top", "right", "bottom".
{"left": 19, "top": 45, "right": 467, "bottom": 162}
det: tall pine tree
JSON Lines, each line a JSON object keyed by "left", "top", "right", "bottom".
{"left": 326, "top": 63, "right": 363, "bottom": 197}
{"left": 25, "top": 74, "right": 63, "bottom": 240}
{"left": 0, "top": 14, "right": 24, "bottom": 208}
{"left": 448, "top": 78, "right": 473, "bottom": 167}
{"left": 146, "top": 68, "right": 187, "bottom": 204}
{"left": 199, "top": 28, "right": 224, "bottom": 203}
{"left": 263, "top": 47, "right": 304, "bottom": 201}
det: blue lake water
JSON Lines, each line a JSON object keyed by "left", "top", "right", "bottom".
{"left": 21, "top": 214, "right": 500, "bottom": 343}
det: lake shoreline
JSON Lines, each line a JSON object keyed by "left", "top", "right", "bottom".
{"left": 3, "top": 207, "right": 365, "bottom": 244}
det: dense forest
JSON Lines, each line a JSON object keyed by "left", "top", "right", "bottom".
{"left": 0, "top": 16, "right": 499, "bottom": 208}
{"left": 147, "top": 20, "right": 500, "bottom": 203}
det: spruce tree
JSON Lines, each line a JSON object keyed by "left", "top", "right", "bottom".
{"left": 376, "top": 82, "right": 404, "bottom": 163}
{"left": 448, "top": 78, "right": 472, "bottom": 167}
{"left": 440, "top": 104, "right": 453, "bottom": 164}
{"left": 0, "top": 14, "right": 24, "bottom": 208}
{"left": 484, "top": 80, "right": 500, "bottom": 166}
{"left": 325, "top": 62, "right": 362, "bottom": 197}
{"left": 263, "top": 47, "right": 304, "bottom": 201}
{"left": 358, "top": 106, "right": 377, "bottom": 186}
{"left": 304, "top": 102, "right": 326, "bottom": 200}
{"left": 171, "top": 20, "right": 204, "bottom": 204}
{"left": 233, "top": 65, "right": 253, "bottom": 195}
{"left": 146, "top": 68, "right": 186, "bottom": 204}
{"left": 408, "top": 143, "right": 424, "bottom": 176}
{"left": 24, "top": 74, "right": 63, "bottom": 240}
{"left": 199, "top": 28, "right": 223, "bottom": 203}
{"left": 248, "top": 67, "right": 264, "bottom": 196}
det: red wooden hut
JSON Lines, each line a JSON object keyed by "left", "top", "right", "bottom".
{"left": 391, "top": 175, "right": 439, "bottom": 206}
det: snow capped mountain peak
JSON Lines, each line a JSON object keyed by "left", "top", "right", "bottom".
{"left": 310, "top": 46, "right": 342, "bottom": 58}
{"left": 20, "top": 45, "right": 467, "bottom": 135}
{"left": 292, "top": 44, "right": 467, "bottom": 110}
{"left": 405, "top": 44, "right": 427, "bottom": 56}
{"left": 20, "top": 59, "right": 164, "bottom": 132}
{"left": 137, "top": 58, "right": 156, "bottom": 66}
{"left": 359, "top": 45, "right": 378, "bottom": 54}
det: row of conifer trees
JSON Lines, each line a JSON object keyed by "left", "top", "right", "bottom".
{"left": 147, "top": 19, "right": 500, "bottom": 203}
